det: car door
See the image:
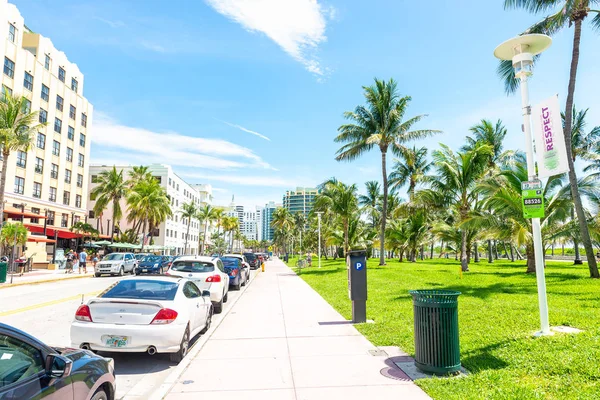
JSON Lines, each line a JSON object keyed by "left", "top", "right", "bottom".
{"left": 215, "top": 260, "right": 229, "bottom": 293}
{"left": 0, "top": 332, "right": 73, "bottom": 400}
{"left": 181, "top": 282, "right": 202, "bottom": 333}
{"left": 125, "top": 254, "right": 134, "bottom": 272}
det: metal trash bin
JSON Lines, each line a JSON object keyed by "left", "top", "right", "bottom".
{"left": 0, "top": 262, "right": 7, "bottom": 283}
{"left": 409, "top": 290, "right": 461, "bottom": 374}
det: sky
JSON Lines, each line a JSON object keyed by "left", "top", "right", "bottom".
{"left": 12, "top": 0, "right": 600, "bottom": 209}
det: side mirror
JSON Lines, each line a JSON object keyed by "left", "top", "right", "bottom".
{"left": 202, "top": 290, "right": 211, "bottom": 297}
{"left": 45, "top": 354, "right": 73, "bottom": 379}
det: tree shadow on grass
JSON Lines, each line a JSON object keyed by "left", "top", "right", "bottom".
{"left": 461, "top": 341, "right": 511, "bottom": 373}
{"left": 393, "top": 282, "right": 537, "bottom": 301}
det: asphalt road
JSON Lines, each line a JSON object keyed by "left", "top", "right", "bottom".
{"left": 0, "top": 269, "right": 258, "bottom": 399}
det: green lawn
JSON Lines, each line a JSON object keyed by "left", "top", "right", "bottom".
{"left": 286, "top": 256, "right": 600, "bottom": 400}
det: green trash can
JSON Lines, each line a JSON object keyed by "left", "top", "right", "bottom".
{"left": 0, "top": 262, "right": 7, "bottom": 283}
{"left": 409, "top": 290, "right": 461, "bottom": 375}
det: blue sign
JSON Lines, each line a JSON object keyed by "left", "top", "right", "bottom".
{"left": 355, "top": 262, "right": 364, "bottom": 271}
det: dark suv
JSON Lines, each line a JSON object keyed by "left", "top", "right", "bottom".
{"left": 0, "top": 323, "right": 115, "bottom": 399}
{"left": 243, "top": 252, "right": 259, "bottom": 269}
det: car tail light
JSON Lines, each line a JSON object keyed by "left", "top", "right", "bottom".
{"left": 151, "top": 308, "right": 178, "bottom": 324}
{"left": 75, "top": 305, "right": 93, "bottom": 322}
{"left": 230, "top": 269, "right": 238, "bottom": 277}
{"left": 206, "top": 274, "right": 221, "bottom": 283}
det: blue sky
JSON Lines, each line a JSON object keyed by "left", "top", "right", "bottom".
{"left": 13, "top": 0, "right": 600, "bottom": 208}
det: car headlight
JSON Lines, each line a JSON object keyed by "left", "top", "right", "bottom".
{"left": 154, "top": 263, "right": 159, "bottom": 267}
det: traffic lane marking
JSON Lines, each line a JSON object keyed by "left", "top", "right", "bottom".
{"left": 0, "top": 291, "right": 100, "bottom": 317}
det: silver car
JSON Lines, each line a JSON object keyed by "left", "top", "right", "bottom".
{"left": 95, "top": 253, "right": 137, "bottom": 277}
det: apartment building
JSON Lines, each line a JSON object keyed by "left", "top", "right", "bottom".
{"left": 283, "top": 187, "right": 318, "bottom": 218}
{"left": 0, "top": 1, "right": 93, "bottom": 265}
{"left": 261, "top": 201, "right": 277, "bottom": 242}
{"left": 88, "top": 164, "right": 212, "bottom": 255}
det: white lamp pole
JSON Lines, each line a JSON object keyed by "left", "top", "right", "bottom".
{"left": 316, "top": 212, "right": 323, "bottom": 268}
{"left": 494, "top": 34, "right": 552, "bottom": 336}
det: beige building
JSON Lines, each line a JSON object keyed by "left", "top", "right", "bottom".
{"left": 0, "top": 0, "right": 93, "bottom": 266}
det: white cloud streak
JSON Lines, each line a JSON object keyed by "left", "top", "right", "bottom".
{"left": 205, "top": 0, "right": 331, "bottom": 75}
{"left": 180, "top": 172, "right": 315, "bottom": 188}
{"left": 93, "top": 17, "right": 126, "bottom": 28}
{"left": 218, "top": 119, "right": 271, "bottom": 141}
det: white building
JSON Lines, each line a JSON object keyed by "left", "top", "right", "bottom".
{"left": 0, "top": 0, "right": 93, "bottom": 266}
{"left": 88, "top": 164, "right": 212, "bottom": 255}
{"left": 261, "top": 201, "right": 277, "bottom": 242}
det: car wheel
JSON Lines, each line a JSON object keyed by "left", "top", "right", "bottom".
{"left": 241, "top": 275, "right": 246, "bottom": 287}
{"left": 170, "top": 326, "right": 190, "bottom": 363}
{"left": 118, "top": 266, "right": 124, "bottom": 276}
{"left": 90, "top": 389, "right": 108, "bottom": 400}
{"left": 94, "top": 273, "right": 101, "bottom": 278}
{"left": 200, "top": 307, "right": 213, "bottom": 334}
{"left": 214, "top": 298, "right": 223, "bottom": 314}
{"left": 223, "top": 291, "right": 229, "bottom": 303}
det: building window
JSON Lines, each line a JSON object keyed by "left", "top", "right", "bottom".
{"left": 44, "top": 55, "right": 50, "bottom": 70}
{"left": 78, "top": 154, "right": 84, "bottom": 167}
{"left": 54, "top": 117, "right": 62, "bottom": 133}
{"left": 31, "top": 207, "right": 40, "bottom": 223}
{"left": 71, "top": 78, "right": 78, "bottom": 93}
{"left": 63, "top": 191, "right": 70, "bottom": 205}
{"left": 56, "top": 95, "right": 63, "bottom": 112}
{"left": 8, "top": 23, "right": 16, "bottom": 43}
{"left": 23, "top": 72, "right": 33, "bottom": 91}
{"left": 41, "top": 84, "right": 49, "bottom": 102}
{"left": 33, "top": 182, "right": 41, "bottom": 198}
{"left": 64, "top": 169, "right": 71, "bottom": 184}
{"left": 76, "top": 174, "right": 83, "bottom": 188}
{"left": 47, "top": 211, "right": 55, "bottom": 225}
{"left": 35, "top": 157, "right": 43, "bottom": 174}
{"left": 66, "top": 147, "right": 73, "bottom": 162}
{"left": 1, "top": 85, "right": 12, "bottom": 101}
{"left": 75, "top": 194, "right": 82, "bottom": 208}
{"left": 49, "top": 187, "right": 57, "bottom": 202}
{"left": 3, "top": 57, "right": 14, "bottom": 78}
{"left": 14, "top": 177, "right": 24, "bottom": 194}
{"left": 16, "top": 151, "right": 26, "bottom": 168}
{"left": 80, "top": 133, "right": 85, "bottom": 147}
{"left": 52, "top": 140, "right": 60, "bottom": 156}
{"left": 51, "top": 164, "right": 58, "bottom": 179}
{"left": 69, "top": 105, "right": 76, "bottom": 120}
{"left": 58, "top": 67, "right": 65, "bottom": 83}
{"left": 81, "top": 113, "right": 87, "bottom": 128}
{"left": 67, "top": 126, "right": 74, "bottom": 140}
{"left": 39, "top": 108, "right": 47, "bottom": 123}
{"left": 61, "top": 213, "right": 68, "bottom": 228}
{"left": 23, "top": 98, "right": 31, "bottom": 114}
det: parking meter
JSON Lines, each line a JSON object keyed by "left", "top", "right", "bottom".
{"left": 347, "top": 250, "right": 367, "bottom": 323}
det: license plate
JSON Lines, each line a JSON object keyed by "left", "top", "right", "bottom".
{"left": 104, "top": 335, "right": 128, "bottom": 348}
{"left": 142, "top": 269, "right": 148, "bottom": 272}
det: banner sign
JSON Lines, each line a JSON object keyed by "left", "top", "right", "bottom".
{"left": 521, "top": 180, "right": 545, "bottom": 219}
{"left": 532, "top": 95, "right": 570, "bottom": 179}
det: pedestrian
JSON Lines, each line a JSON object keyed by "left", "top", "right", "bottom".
{"left": 65, "top": 250, "right": 74, "bottom": 273}
{"left": 79, "top": 249, "right": 88, "bottom": 274}
{"left": 306, "top": 252, "right": 312, "bottom": 267}
{"left": 92, "top": 252, "right": 99, "bottom": 267}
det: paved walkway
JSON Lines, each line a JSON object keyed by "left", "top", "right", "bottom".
{"left": 0, "top": 268, "right": 94, "bottom": 288}
{"left": 164, "top": 259, "right": 431, "bottom": 400}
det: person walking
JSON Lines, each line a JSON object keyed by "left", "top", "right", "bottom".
{"left": 306, "top": 252, "right": 312, "bottom": 267}
{"left": 65, "top": 250, "right": 74, "bottom": 274}
{"left": 79, "top": 249, "right": 88, "bottom": 274}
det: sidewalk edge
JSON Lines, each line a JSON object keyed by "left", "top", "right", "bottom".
{"left": 0, "top": 273, "right": 92, "bottom": 289}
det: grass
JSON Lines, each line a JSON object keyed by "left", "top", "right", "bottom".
{"left": 285, "top": 256, "right": 600, "bottom": 400}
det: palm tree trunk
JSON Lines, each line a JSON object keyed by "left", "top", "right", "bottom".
{"left": 526, "top": 243, "right": 535, "bottom": 273}
{"left": 502, "top": 242, "right": 509, "bottom": 259}
{"left": 510, "top": 243, "right": 515, "bottom": 262}
{"left": 563, "top": 18, "right": 599, "bottom": 278}
{"left": 571, "top": 208, "right": 582, "bottom": 264}
{"left": 474, "top": 242, "right": 479, "bottom": 262}
{"left": 185, "top": 219, "right": 191, "bottom": 254}
{"left": 0, "top": 151, "right": 10, "bottom": 225}
{"left": 487, "top": 239, "right": 493, "bottom": 263}
{"left": 439, "top": 240, "right": 444, "bottom": 258}
{"left": 494, "top": 240, "right": 499, "bottom": 260}
{"left": 202, "top": 222, "right": 209, "bottom": 255}
{"left": 111, "top": 208, "right": 116, "bottom": 243}
{"left": 379, "top": 149, "right": 388, "bottom": 266}
{"left": 460, "top": 229, "right": 468, "bottom": 271}
{"left": 140, "top": 221, "right": 147, "bottom": 252}
{"left": 344, "top": 219, "right": 349, "bottom": 257}
{"left": 430, "top": 242, "right": 434, "bottom": 259}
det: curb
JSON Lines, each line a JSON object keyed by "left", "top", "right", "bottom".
{"left": 146, "top": 267, "right": 262, "bottom": 400}
{"left": 0, "top": 273, "right": 93, "bottom": 289}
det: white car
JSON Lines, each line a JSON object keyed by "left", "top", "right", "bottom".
{"left": 95, "top": 252, "right": 137, "bottom": 277}
{"left": 71, "top": 276, "right": 212, "bottom": 362}
{"left": 166, "top": 256, "right": 230, "bottom": 314}
{"left": 222, "top": 254, "right": 250, "bottom": 287}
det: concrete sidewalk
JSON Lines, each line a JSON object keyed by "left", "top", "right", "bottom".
{"left": 0, "top": 268, "right": 94, "bottom": 288}
{"left": 163, "top": 259, "right": 431, "bottom": 400}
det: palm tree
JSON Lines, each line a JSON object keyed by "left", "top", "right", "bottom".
{"left": 335, "top": 78, "right": 441, "bottom": 265}
{"left": 0, "top": 91, "right": 44, "bottom": 224}
{"left": 500, "top": 0, "right": 600, "bottom": 278}
{"left": 127, "top": 166, "right": 152, "bottom": 187}
{"left": 214, "top": 208, "right": 225, "bottom": 237}
{"left": 463, "top": 119, "right": 510, "bottom": 171}
{"left": 90, "top": 167, "right": 128, "bottom": 243}
{"left": 272, "top": 208, "right": 294, "bottom": 254}
{"left": 221, "top": 216, "right": 238, "bottom": 252}
{"left": 358, "top": 181, "right": 381, "bottom": 229}
{"left": 180, "top": 201, "right": 198, "bottom": 254}
{"left": 389, "top": 146, "right": 431, "bottom": 201}
{"left": 293, "top": 212, "right": 306, "bottom": 253}
{"left": 197, "top": 205, "right": 218, "bottom": 255}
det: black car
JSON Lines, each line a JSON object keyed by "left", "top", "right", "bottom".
{"left": 0, "top": 323, "right": 116, "bottom": 400}
{"left": 243, "top": 252, "right": 259, "bottom": 269}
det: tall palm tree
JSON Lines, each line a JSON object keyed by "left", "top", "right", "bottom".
{"left": 463, "top": 119, "right": 510, "bottom": 171}
{"left": 389, "top": 146, "right": 431, "bottom": 201}
{"left": 90, "top": 167, "right": 128, "bottom": 243}
{"left": 293, "top": 212, "right": 306, "bottom": 253}
{"left": 221, "top": 216, "right": 238, "bottom": 252}
{"left": 197, "top": 205, "right": 218, "bottom": 255}
{"left": 180, "top": 201, "right": 198, "bottom": 254}
{"left": 358, "top": 181, "right": 381, "bottom": 229}
{"left": 500, "top": 0, "right": 600, "bottom": 278}
{"left": 335, "top": 78, "right": 441, "bottom": 265}
{"left": 214, "top": 208, "right": 225, "bottom": 237}
{"left": 0, "top": 91, "right": 44, "bottom": 224}
{"left": 272, "top": 208, "right": 294, "bottom": 254}
{"left": 127, "top": 165, "right": 152, "bottom": 188}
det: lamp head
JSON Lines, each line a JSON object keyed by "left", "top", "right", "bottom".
{"left": 494, "top": 34, "right": 552, "bottom": 79}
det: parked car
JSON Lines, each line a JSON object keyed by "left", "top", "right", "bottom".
{"left": 220, "top": 257, "right": 245, "bottom": 290}
{"left": 0, "top": 322, "right": 115, "bottom": 400}
{"left": 135, "top": 255, "right": 172, "bottom": 275}
{"left": 222, "top": 254, "right": 249, "bottom": 288}
{"left": 71, "top": 276, "right": 213, "bottom": 363}
{"left": 134, "top": 253, "right": 151, "bottom": 261}
{"left": 166, "top": 256, "right": 229, "bottom": 313}
{"left": 95, "top": 253, "right": 137, "bottom": 277}
{"left": 243, "top": 252, "right": 259, "bottom": 269}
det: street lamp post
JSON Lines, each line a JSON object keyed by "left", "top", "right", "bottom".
{"left": 494, "top": 34, "right": 553, "bottom": 336}
{"left": 316, "top": 212, "right": 323, "bottom": 268}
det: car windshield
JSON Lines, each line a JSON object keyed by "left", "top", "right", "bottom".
{"left": 170, "top": 261, "right": 215, "bottom": 273}
{"left": 103, "top": 253, "right": 124, "bottom": 261}
{"left": 244, "top": 253, "right": 256, "bottom": 260}
{"left": 142, "top": 256, "right": 161, "bottom": 263}
{"left": 135, "top": 254, "right": 148, "bottom": 260}
{"left": 100, "top": 280, "right": 178, "bottom": 300}
{"left": 221, "top": 258, "right": 240, "bottom": 267}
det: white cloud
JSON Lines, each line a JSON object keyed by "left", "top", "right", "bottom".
{"left": 205, "top": 0, "right": 331, "bottom": 75}
{"left": 180, "top": 171, "right": 315, "bottom": 188}
{"left": 93, "top": 17, "right": 126, "bottom": 28}
{"left": 91, "top": 113, "right": 274, "bottom": 170}
{"left": 139, "top": 40, "right": 168, "bottom": 53}
{"left": 218, "top": 119, "right": 271, "bottom": 141}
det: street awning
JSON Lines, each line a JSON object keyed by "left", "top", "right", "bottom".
{"left": 27, "top": 236, "right": 56, "bottom": 243}
{"left": 4, "top": 206, "right": 47, "bottom": 219}
{"left": 24, "top": 224, "right": 81, "bottom": 239}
